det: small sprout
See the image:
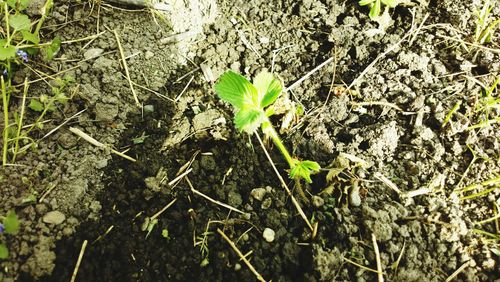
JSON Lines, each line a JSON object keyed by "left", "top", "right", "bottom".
{"left": 359, "top": 0, "right": 400, "bottom": 20}
{"left": 161, "top": 228, "right": 170, "bottom": 240}
{"left": 215, "top": 70, "right": 320, "bottom": 183}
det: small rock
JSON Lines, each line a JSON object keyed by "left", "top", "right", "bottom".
{"left": 144, "top": 105, "right": 154, "bottom": 113}
{"left": 145, "top": 51, "right": 155, "bottom": 59}
{"left": 83, "top": 48, "right": 104, "bottom": 60}
{"left": 350, "top": 185, "right": 362, "bottom": 207}
{"left": 261, "top": 198, "right": 272, "bottom": 210}
{"left": 43, "top": 211, "right": 66, "bottom": 225}
{"left": 250, "top": 188, "right": 267, "bottom": 201}
{"left": 312, "top": 196, "right": 324, "bottom": 207}
{"left": 263, "top": 228, "right": 275, "bottom": 243}
{"left": 234, "top": 263, "right": 242, "bottom": 271}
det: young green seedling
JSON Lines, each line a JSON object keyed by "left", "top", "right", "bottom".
{"left": 0, "top": 210, "right": 20, "bottom": 259}
{"left": 215, "top": 70, "right": 320, "bottom": 183}
{"left": 359, "top": 0, "right": 400, "bottom": 20}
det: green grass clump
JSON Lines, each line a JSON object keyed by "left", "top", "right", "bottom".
{"left": 215, "top": 70, "right": 320, "bottom": 183}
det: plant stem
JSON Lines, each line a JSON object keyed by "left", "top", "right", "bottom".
{"left": 4, "top": 2, "right": 10, "bottom": 46}
{"left": 1, "top": 76, "right": 9, "bottom": 166}
{"left": 12, "top": 79, "right": 28, "bottom": 162}
{"left": 261, "top": 119, "right": 295, "bottom": 168}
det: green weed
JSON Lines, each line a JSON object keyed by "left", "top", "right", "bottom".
{"left": 215, "top": 70, "right": 320, "bottom": 183}
{"left": 358, "top": 0, "right": 400, "bottom": 20}
{"left": 1, "top": 0, "right": 67, "bottom": 166}
{"left": 0, "top": 210, "right": 20, "bottom": 259}
{"left": 474, "top": 0, "right": 500, "bottom": 44}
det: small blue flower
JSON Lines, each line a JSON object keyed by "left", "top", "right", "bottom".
{"left": 0, "top": 223, "right": 4, "bottom": 234}
{"left": 2, "top": 69, "right": 7, "bottom": 77}
{"left": 16, "top": 50, "right": 28, "bottom": 63}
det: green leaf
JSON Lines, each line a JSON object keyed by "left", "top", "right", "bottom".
{"left": 359, "top": 0, "right": 375, "bottom": 6}
{"left": 382, "top": 0, "right": 399, "bottom": 7}
{"left": 10, "top": 14, "right": 31, "bottom": 31}
{"left": 28, "top": 99, "right": 44, "bottom": 112}
{"left": 0, "top": 244, "right": 8, "bottom": 259}
{"left": 290, "top": 160, "right": 321, "bottom": 183}
{"left": 369, "top": 0, "right": 381, "bottom": 19}
{"left": 253, "top": 70, "right": 282, "bottom": 108}
{"left": 21, "top": 30, "right": 40, "bottom": 44}
{"left": 7, "top": 0, "right": 30, "bottom": 10}
{"left": 234, "top": 107, "right": 266, "bottom": 134}
{"left": 3, "top": 210, "right": 20, "bottom": 235}
{"left": 43, "top": 37, "right": 61, "bottom": 61}
{"left": 0, "top": 44, "right": 16, "bottom": 61}
{"left": 215, "top": 71, "right": 257, "bottom": 109}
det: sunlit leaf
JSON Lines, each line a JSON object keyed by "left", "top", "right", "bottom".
{"left": 0, "top": 45, "right": 16, "bottom": 61}
{"left": 359, "top": 0, "right": 375, "bottom": 5}
{"left": 215, "top": 71, "right": 256, "bottom": 109}
{"left": 290, "top": 160, "right": 321, "bottom": 183}
{"left": 28, "top": 99, "right": 44, "bottom": 112}
{"left": 3, "top": 210, "right": 20, "bottom": 235}
{"left": 369, "top": 0, "right": 381, "bottom": 19}
{"left": 234, "top": 107, "right": 265, "bottom": 134}
{"left": 10, "top": 14, "right": 31, "bottom": 31}
{"left": 253, "top": 70, "right": 282, "bottom": 108}
{"left": 0, "top": 244, "right": 8, "bottom": 259}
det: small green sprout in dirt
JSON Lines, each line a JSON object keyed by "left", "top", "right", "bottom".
{"left": 474, "top": 0, "right": 500, "bottom": 44}
{"left": 0, "top": 210, "right": 20, "bottom": 259}
{"left": 358, "top": 0, "right": 400, "bottom": 20}
{"left": 215, "top": 70, "right": 320, "bottom": 183}
{"left": 468, "top": 76, "right": 499, "bottom": 130}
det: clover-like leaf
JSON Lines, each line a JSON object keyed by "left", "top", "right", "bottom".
{"left": 3, "top": 210, "right": 19, "bottom": 235}
{"left": 21, "top": 30, "right": 40, "bottom": 44}
{"left": 28, "top": 99, "right": 44, "bottom": 112}
{"left": 10, "top": 14, "right": 31, "bottom": 31}
{"left": 235, "top": 107, "right": 266, "bottom": 134}
{"left": 290, "top": 160, "right": 321, "bottom": 183}
{"left": 253, "top": 70, "right": 282, "bottom": 108}
{"left": 7, "top": 0, "right": 30, "bottom": 10}
{"left": 215, "top": 71, "right": 257, "bottom": 109}
{"left": 0, "top": 44, "right": 16, "bottom": 61}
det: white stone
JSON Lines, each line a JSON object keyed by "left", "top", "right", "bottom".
{"left": 263, "top": 228, "right": 275, "bottom": 243}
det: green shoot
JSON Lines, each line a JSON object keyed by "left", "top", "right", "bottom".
{"left": 468, "top": 76, "right": 499, "bottom": 130}
{"left": 215, "top": 70, "right": 320, "bottom": 183}
{"left": 474, "top": 0, "right": 500, "bottom": 44}
{"left": 359, "top": 0, "right": 400, "bottom": 20}
{"left": 1, "top": 210, "right": 20, "bottom": 259}
{"left": 442, "top": 101, "right": 461, "bottom": 128}
{"left": 1, "top": 0, "right": 63, "bottom": 166}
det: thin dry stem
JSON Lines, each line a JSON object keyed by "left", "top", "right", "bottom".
{"left": 217, "top": 228, "right": 266, "bottom": 282}
{"left": 372, "top": 234, "right": 384, "bottom": 282}
{"left": 70, "top": 240, "right": 88, "bottom": 282}
{"left": 113, "top": 29, "right": 140, "bottom": 106}
{"left": 254, "top": 133, "right": 314, "bottom": 234}
{"left": 186, "top": 177, "right": 244, "bottom": 214}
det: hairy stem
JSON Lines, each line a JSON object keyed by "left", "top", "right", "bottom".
{"left": 261, "top": 119, "right": 295, "bottom": 169}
